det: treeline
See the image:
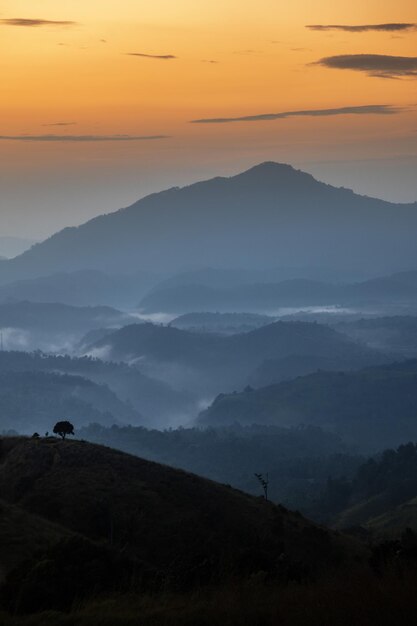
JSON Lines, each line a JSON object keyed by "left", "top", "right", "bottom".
{"left": 315, "top": 442, "right": 417, "bottom": 524}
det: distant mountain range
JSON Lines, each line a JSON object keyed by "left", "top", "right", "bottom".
{"left": 0, "top": 351, "right": 192, "bottom": 429}
{"left": 139, "top": 271, "right": 417, "bottom": 314}
{"left": 1, "top": 162, "right": 417, "bottom": 285}
{"left": 199, "top": 360, "right": 417, "bottom": 450}
{"left": 86, "top": 320, "right": 389, "bottom": 397}
{"left": 0, "top": 270, "right": 160, "bottom": 308}
{"left": 0, "top": 300, "right": 133, "bottom": 352}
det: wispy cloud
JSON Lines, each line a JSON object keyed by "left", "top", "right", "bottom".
{"left": 313, "top": 54, "right": 417, "bottom": 78}
{"left": 42, "top": 122, "right": 76, "bottom": 127}
{"left": 126, "top": 52, "right": 176, "bottom": 60}
{"left": 191, "top": 104, "right": 401, "bottom": 124}
{"left": 306, "top": 23, "right": 417, "bottom": 33}
{"left": 0, "top": 18, "right": 77, "bottom": 27}
{"left": 0, "top": 134, "right": 170, "bottom": 142}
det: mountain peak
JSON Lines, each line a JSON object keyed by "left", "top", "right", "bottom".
{"left": 236, "top": 161, "right": 318, "bottom": 187}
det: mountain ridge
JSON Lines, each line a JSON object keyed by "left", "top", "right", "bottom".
{"left": 1, "top": 162, "right": 417, "bottom": 284}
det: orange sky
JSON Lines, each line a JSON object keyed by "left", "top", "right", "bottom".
{"left": 1, "top": 0, "right": 417, "bottom": 237}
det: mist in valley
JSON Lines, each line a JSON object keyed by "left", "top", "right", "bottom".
{"left": 2, "top": 164, "right": 417, "bottom": 624}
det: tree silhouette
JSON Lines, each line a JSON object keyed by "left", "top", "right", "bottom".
{"left": 254, "top": 472, "right": 269, "bottom": 501}
{"left": 53, "top": 421, "right": 75, "bottom": 440}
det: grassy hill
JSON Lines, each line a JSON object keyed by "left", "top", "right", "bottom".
{"left": 5, "top": 437, "right": 417, "bottom": 624}
{"left": 0, "top": 436, "right": 361, "bottom": 613}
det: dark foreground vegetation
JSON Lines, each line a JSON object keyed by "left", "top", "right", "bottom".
{"left": 2, "top": 436, "right": 417, "bottom": 624}
{"left": 3, "top": 569, "right": 417, "bottom": 626}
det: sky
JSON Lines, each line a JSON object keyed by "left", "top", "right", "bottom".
{"left": 1, "top": 0, "right": 417, "bottom": 238}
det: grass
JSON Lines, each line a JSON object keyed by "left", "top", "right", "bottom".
{"left": 2, "top": 567, "right": 417, "bottom": 626}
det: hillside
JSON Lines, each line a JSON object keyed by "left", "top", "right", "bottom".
{"left": 312, "top": 442, "right": 417, "bottom": 534}
{"left": 0, "top": 370, "right": 143, "bottom": 433}
{"left": 140, "top": 271, "right": 417, "bottom": 315}
{"left": 170, "top": 311, "right": 275, "bottom": 334}
{"left": 87, "top": 320, "right": 387, "bottom": 396}
{"left": 337, "top": 316, "right": 417, "bottom": 358}
{"left": 0, "top": 270, "right": 159, "bottom": 308}
{"left": 0, "top": 351, "right": 192, "bottom": 426}
{"left": 0, "top": 436, "right": 359, "bottom": 613}
{"left": 1, "top": 163, "right": 417, "bottom": 285}
{"left": 0, "top": 300, "right": 133, "bottom": 352}
{"left": 199, "top": 360, "right": 417, "bottom": 449}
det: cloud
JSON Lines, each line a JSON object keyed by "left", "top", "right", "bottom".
{"left": 191, "top": 104, "right": 401, "bottom": 124}
{"left": 201, "top": 59, "right": 219, "bottom": 64}
{"left": 126, "top": 52, "right": 176, "bottom": 60}
{"left": 0, "top": 134, "right": 170, "bottom": 142}
{"left": 313, "top": 54, "right": 417, "bottom": 78}
{"left": 306, "top": 23, "right": 417, "bottom": 33}
{"left": 0, "top": 18, "right": 76, "bottom": 27}
{"left": 42, "top": 122, "right": 76, "bottom": 127}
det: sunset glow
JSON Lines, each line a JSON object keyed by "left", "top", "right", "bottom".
{"left": 2, "top": 0, "right": 417, "bottom": 236}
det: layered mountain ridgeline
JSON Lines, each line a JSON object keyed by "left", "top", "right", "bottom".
{"left": 0, "top": 371, "right": 143, "bottom": 433}
{"left": 0, "top": 300, "right": 131, "bottom": 332}
{"left": 86, "top": 320, "right": 388, "bottom": 396}
{"left": 199, "top": 360, "right": 417, "bottom": 450}
{"left": 0, "top": 351, "right": 192, "bottom": 427}
{"left": 0, "top": 301, "right": 134, "bottom": 353}
{"left": 80, "top": 423, "right": 361, "bottom": 514}
{"left": 337, "top": 316, "right": 417, "bottom": 358}
{"left": 314, "top": 442, "right": 417, "bottom": 534}
{"left": 1, "top": 163, "right": 417, "bottom": 285}
{"left": 0, "top": 270, "right": 160, "bottom": 308}
{"left": 139, "top": 271, "right": 417, "bottom": 315}
{"left": 0, "top": 436, "right": 361, "bottom": 616}
{"left": 170, "top": 312, "right": 276, "bottom": 334}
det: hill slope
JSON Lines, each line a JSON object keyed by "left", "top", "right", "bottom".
{"left": 1, "top": 162, "right": 417, "bottom": 284}
{"left": 0, "top": 436, "right": 358, "bottom": 610}
{"left": 87, "top": 320, "right": 387, "bottom": 395}
{"left": 199, "top": 360, "right": 417, "bottom": 449}
{"left": 0, "top": 351, "right": 191, "bottom": 427}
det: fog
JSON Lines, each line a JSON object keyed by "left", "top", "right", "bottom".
{"left": 0, "top": 162, "right": 417, "bottom": 475}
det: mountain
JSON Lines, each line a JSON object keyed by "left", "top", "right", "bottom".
{"left": 170, "top": 312, "right": 275, "bottom": 334}
{"left": 0, "top": 351, "right": 192, "bottom": 427}
{"left": 0, "top": 436, "right": 357, "bottom": 614}
{"left": 337, "top": 316, "right": 417, "bottom": 358}
{"left": 199, "top": 360, "right": 417, "bottom": 450}
{"left": 0, "top": 300, "right": 129, "bottom": 332}
{"left": 0, "top": 300, "right": 133, "bottom": 352}
{"left": 0, "top": 269, "right": 160, "bottom": 308}
{"left": 0, "top": 237, "right": 36, "bottom": 259}
{"left": 139, "top": 279, "right": 339, "bottom": 314}
{"left": 0, "top": 370, "right": 143, "bottom": 433}
{"left": 1, "top": 163, "right": 417, "bottom": 285}
{"left": 86, "top": 320, "right": 387, "bottom": 396}
{"left": 139, "top": 271, "right": 417, "bottom": 315}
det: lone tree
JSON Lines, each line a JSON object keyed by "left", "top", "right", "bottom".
{"left": 53, "top": 421, "right": 75, "bottom": 440}
{"left": 254, "top": 472, "right": 269, "bottom": 501}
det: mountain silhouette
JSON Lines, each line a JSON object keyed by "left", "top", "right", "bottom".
{"left": 1, "top": 162, "right": 416, "bottom": 284}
